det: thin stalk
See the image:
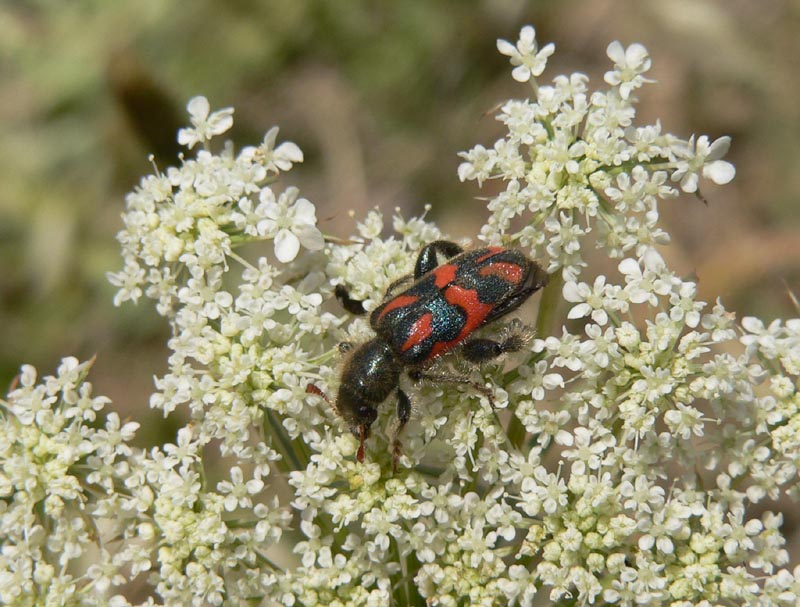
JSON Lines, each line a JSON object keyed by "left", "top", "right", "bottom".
{"left": 391, "top": 538, "right": 410, "bottom": 607}
{"left": 506, "top": 268, "right": 564, "bottom": 450}
{"left": 264, "top": 409, "right": 303, "bottom": 471}
{"left": 535, "top": 268, "right": 564, "bottom": 338}
{"left": 505, "top": 409, "right": 527, "bottom": 451}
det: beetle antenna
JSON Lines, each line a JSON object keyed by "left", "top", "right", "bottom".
{"left": 305, "top": 383, "right": 330, "bottom": 403}
{"left": 306, "top": 383, "right": 340, "bottom": 415}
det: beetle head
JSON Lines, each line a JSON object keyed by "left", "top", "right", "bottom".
{"left": 336, "top": 338, "right": 400, "bottom": 462}
{"left": 307, "top": 382, "right": 376, "bottom": 460}
{"left": 335, "top": 372, "right": 383, "bottom": 463}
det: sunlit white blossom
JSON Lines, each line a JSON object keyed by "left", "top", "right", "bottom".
{"left": 240, "top": 126, "right": 304, "bottom": 173}
{"left": 177, "top": 96, "right": 234, "bottom": 149}
{"left": 497, "top": 25, "right": 555, "bottom": 83}
{"left": 604, "top": 41, "right": 654, "bottom": 99}
{"left": 256, "top": 186, "right": 324, "bottom": 262}
{"left": 672, "top": 135, "right": 737, "bottom": 193}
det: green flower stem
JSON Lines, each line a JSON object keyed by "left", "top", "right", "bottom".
{"left": 506, "top": 268, "right": 563, "bottom": 450}
{"left": 536, "top": 268, "right": 564, "bottom": 338}
{"left": 391, "top": 538, "right": 411, "bottom": 607}
{"left": 505, "top": 407, "right": 527, "bottom": 451}
{"left": 264, "top": 408, "right": 304, "bottom": 471}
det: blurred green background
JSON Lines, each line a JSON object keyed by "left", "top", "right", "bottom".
{"left": 2, "top": 0, "right": 800, "bottom": 427}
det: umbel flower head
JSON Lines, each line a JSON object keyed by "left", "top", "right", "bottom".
{"left": 3, "top": 25, "right": 799, "bottom": 607}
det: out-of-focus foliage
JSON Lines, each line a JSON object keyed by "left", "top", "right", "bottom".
{"left": 1, "top": 0, "right": 799, "bottom": 411}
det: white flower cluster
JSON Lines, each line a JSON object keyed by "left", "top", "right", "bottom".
{"left": 0, "top": 358, "right": 139, "bottom": 604}
{"left": 108, "top": 96, "right": 320, "bottom": 313}
{"left": 3, "top": 26, "right": 799, "bottom": 607}
{"left": 462, "top": 26, "right": 735, "bottom": 282}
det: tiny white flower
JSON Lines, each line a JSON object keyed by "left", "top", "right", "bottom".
{"left": 497, "top": 25, "right": 555, "bottom": 83}
{"left": 177, "top": 96, "right": 234, "bottom": 149}
{"left": 240, "top": 126, "right": 304, "bottom": 173}
{"left": 604, "top": 41, "right": 654, "bottom": 99}
{"left": 618, "top": 252, "right": 673, "bottom": 306}
{"left": 563, "top": 275, "right": 623, "bottom": 325}
{"left": 458, "top": 143, "right": 497, "bottom": 185}
{"left": 672, "top": 135, "right": 736, "bottom": 193}
{"left": 217, "top": 466, "right": 264, "bottom": 511}
{"left": 107, "top": 259, "right": 146, "bottom": 306}
{"left": 256, "top": 187, "right": 325, "bottom": 262}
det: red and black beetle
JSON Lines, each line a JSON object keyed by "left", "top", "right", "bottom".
{"left": 308, "top": 240, "right": 548, "bottom": 467}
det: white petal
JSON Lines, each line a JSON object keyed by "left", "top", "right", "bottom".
{"left": 538, "top": 42, "right": 555, "bottom": 60}
{"left": 562, "top": 281, "right": 583, "bottom": 302}
{"left": 511, "top": 65, "right": 531, "bottom": 83}
{"left": 280, "top": 186, "right": 300, "bottom": 205}
{"left": 276, "top": 141, "right": 304, "bottom": 163}
{"left": 20, "top": 365, "right": 38, "bottom": 387}
{"left": 706, "top": 136, "right": 731, "bottom": 160}
{"left": 627, "top": 290, "right": 650, "bottom": 304}
{"left": 638, "top": 535, "right": 655, "bottom": 550}
{"left": 642, "top": 248, "right": 665, "bottom": 271}
{"left": 618, "top": 258, "right": 640, "bottom": 276}
{"left": 704, "top": 160, "right": 736, "bottom": 185}
{"left": 292, "top": 198, "right": 317, "bottom": 221}
{"left": 177, "top": 127, "right": 198, "bottom": 148}
{"left": 568, "top": 303, "right": 591, "bottom": 319}
{"left": 741, "top": 316, "right": 764, "bottom": 333}
{"left": 262, "top": 126, "right": 279, "bottom": 148}
{"left": 556, "top": 430, "right": 573, "bottom": 446}
{"left": 274, "top": 229, "right": 300, "bottom": 263}
{"left": 680, "top": 172, "right": 699, "bottom": 193}
{"left": 208, "top": 108, "right": 234, "bottom": 136}
{"left": 543, "top": 373, "right": 564, "bottom": 389}
{"left": 259, "top": 199, "right": 281, "bottom": 220}
{"left": 606, "top": 41, "right": 625, "bottom": 64}
{"left": 625, "top": 43, "right": 649, "bottom": 68}
{"left": 187, "top": 96, "right": 210, "bottom": 120}
{"left": 258, "top": 187, "right": 276, "bottom": 206}
{"left": 295, "top": 225, "right": 325, "bottom": 251}
{"left": 519, "top": 25, "right": 536, "bottom": 45}
{"left": 496, "top": 39, "right": 517, "bottom": 57}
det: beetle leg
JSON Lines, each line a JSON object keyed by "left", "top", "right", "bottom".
{"left": 335, "top": 284, "right": 368, "bottom": 315}
{"left": 462, "top": 321, "right": 535, "bottom": 364}
{"left": 414, "top": 240, "right": 464, "bottom": 278}
{"left": 461, "top": 338, "right": 506, "bottom": 363}
{"left": 336, "top": 275, "right": 415, "bottom": 315}
{"left": 345, "top": 241, "right": 464, "bottom": 318}
{"left": 383, "top": 274, "right": 414, "bottom": 299}
{"left": 409, "top": 369, "right": 496, "bottom": 409}
{"left": 390, "top": 389, "right": 412, "bottom": 471}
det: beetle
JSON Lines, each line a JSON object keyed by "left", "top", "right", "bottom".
{"left": 307, "top": 240, "right": 548, "bottom": 468}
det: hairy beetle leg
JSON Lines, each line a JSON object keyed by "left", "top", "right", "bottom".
{"left": 408, "top": 369, "right": 497, "bottom": 409}
{"left": 461, "top": 321, "right": 535, "bottom": 364}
